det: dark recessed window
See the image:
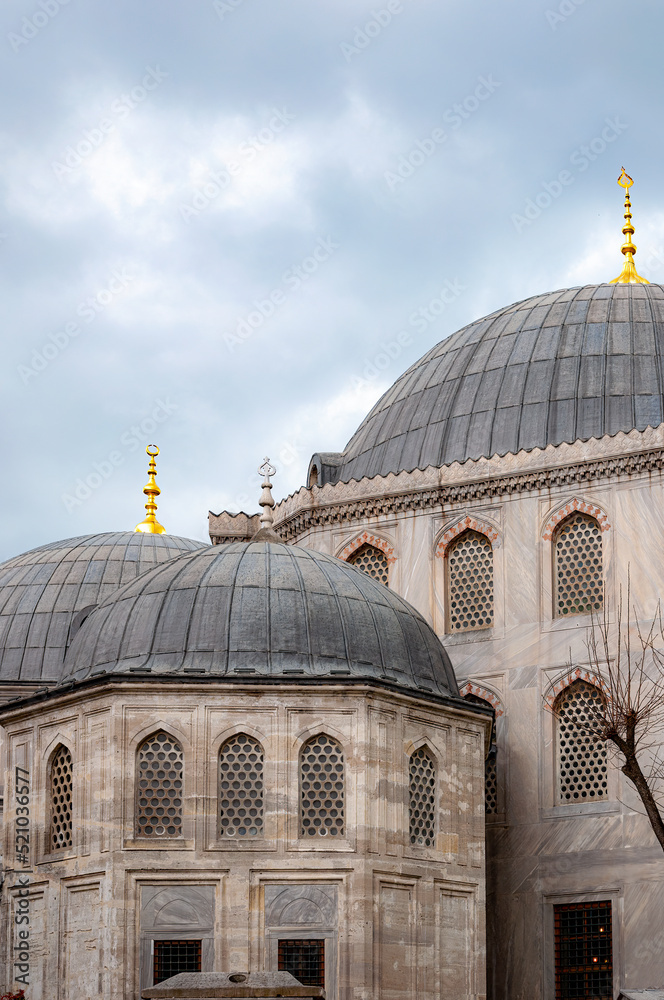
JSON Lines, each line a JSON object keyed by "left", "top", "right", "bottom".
{"left": 278, "top": 939, "right": 325, "bottom": 988}
{"left": 554, "top": 901, "right": 612, "bottom": 1000}
{"left": 153, "top": 940, "right": 201, "bottom": 985}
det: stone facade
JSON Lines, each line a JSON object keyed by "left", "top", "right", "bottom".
{"left": 269, "top": 426, "right": 664, "bottom": 999}
{"left": 0, "top": 682, "right": 488, "bottom": 1000}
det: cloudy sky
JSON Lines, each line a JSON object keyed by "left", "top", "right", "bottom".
{"left": 1, "top": 0, "right": 663, "bottom": 560}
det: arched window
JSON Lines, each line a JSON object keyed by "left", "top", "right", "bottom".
{"left": 446, "top": 530, "right": 494, "bottom": 631}
{"left": 218, "top": 733, "right": 264, "bottom": 837}
{"left": 299, "top": 734, "right": 345, "bottom": 838}
{"left": 554, "top": 512, "right": 604, "bottom": 617}
{"left": 555, "top": 680, "right": 608, "bottom": 803}
{"left": 463, "top": 694, "right": 498, "bottom": 816}
{"left": 409, "top": 746, "right": 436, "bottom": 846}
{"left": 348, "top": 543, "right": 389, "bottom": 585}
{"left": 136, "top": 731, "right": 184, "bottom": 838}
{"left": 49, "top": 744, "right": 73, "bottom": 851}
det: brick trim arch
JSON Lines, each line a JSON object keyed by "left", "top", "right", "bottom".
{"left": 544, "top": 668, "right": 608, "bottom": 709}
{"left": 542, "top": 498, "right": 610, "bottom": 541}
{"left": 435, "top": 515, "right": 500, "bottom": 558}
{"left": 339, "top": 532, "right": 396, "bottom": 565}
{"left": 460, "top": 682, "right": 504, "bottom": 717}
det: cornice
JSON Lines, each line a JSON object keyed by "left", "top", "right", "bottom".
{"left": 273, "top": 428, "right": 664, "bottom": 542}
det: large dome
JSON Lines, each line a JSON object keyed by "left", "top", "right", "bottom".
{"left": 62, "top": 540, "right": 458, "bottom": 699}
{"left": 317, "top": 283, "right": 664, "bottom": 484}
{"left": 0, "top": 531, "right": 207, "bottom": 684}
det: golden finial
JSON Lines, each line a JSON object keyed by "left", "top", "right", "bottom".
{"left": 610, "top": 168, "right": 649, "bottom": 284}
{"left": 134, "top": 445, "right": 166, "bottom": 534}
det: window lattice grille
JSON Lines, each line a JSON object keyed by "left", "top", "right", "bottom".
{"left": 153, "top": 940, "right": 201, "bottom": 985}
{"left": 554, "top": 901, "right": 612, "bottom": 999}
{"left": 50, "top": 744, "right": 73, "bottom": 851}
{"left": 278, "top": 940, "right": 325, "bottom": 988}
{"left": 409, "top": 746, "right": 436, "bottom": 846}
{"left": 219, "top": 733, "right": 264, "bottom": 837}
{"left": 464, "top": 694, "right": 498, "bottom": 815}
{"left": 299, "top": 734, "right": 345, "bottom": 837}
{"left": 447, "top": 530, "right": 494, "bottom": 631}
{"left": 555, "top": 513, "right": 604, "bottom": 617}
{"left": 136, "top": 731, "right": 184, "bottom": 838}
{"left": 556, "top": 681, "right": 608, "bottom": 803}
{"left": 348, "top": 543, "right": 389, "bottom": 585}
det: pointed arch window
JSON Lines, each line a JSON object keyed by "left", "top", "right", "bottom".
{"left": 463, "top": 694, "right": 498, "bottom": 815}
{"left": 49, "top": 744, "right": 73, "bottom": 851}
{"left": 555, "top": 680, "right": 608, "bottom": 803}
{"left": 408, "top": 746, "right": 436, "bottom": 846}
{"left": 348, "top": 543, "right": 389, "bottom": 585}
{"left": 554, "top": 512, "right": 604, "bottom": 617}
{"left": 299, "top": 734, "right": 345, "bottom": 837}
{"left": 135, "top": 731, "right": 184, "bottom": 838}
{"left": 446, "top": 529, "right": 494, "bottom": 631}
{"left": 218, "top": 733, "right": 264, "bottom": 837}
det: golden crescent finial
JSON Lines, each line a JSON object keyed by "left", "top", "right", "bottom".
{"left": 610, "top": 168, "right": 649, "bottom": 284}
{"left": 135, "top": 444, "right": 166, "bottom": 534}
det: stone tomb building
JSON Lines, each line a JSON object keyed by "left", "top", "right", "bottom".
{"left": 0, "top": 537, "right": 489, "bottom": 999}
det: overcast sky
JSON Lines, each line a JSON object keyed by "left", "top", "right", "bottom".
{"left": 1, "top": 0, "right": 663, "bottom": 560}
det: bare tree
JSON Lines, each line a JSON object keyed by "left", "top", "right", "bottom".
{"left": 550, "top": 578, "right": 664, "bottom": 853}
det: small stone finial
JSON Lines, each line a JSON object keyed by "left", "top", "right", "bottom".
{"left": 135, "top": 445, "right": 166, "bottom": 534}
{"left": 258, "top": 457, "right": 277, "bottom": 529}
{"left": 610, "top": 168, "right": 649, "bottom": 284}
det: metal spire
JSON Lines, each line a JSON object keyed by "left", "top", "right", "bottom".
{"left": 135, "top": 445, "right": 166, "bottom": 534}
{"left": 258, "top": 457, "right": 277, "bottom": 529}
{"left": 610, "top": 168, "right": 649, "bottom": 284}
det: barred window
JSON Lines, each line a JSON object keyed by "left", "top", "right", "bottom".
{"left": 464, "top": 693, "right": 498, "bottom": 815}
{"left": 278, "top": 940, "right": 325, "bottom": 988}
{"left": 348, "top": 543, "right": 389, "bottom": 585}
{"left": 409, "top": 746, "right": 436, "bottom": 846}
{"left": 556, "top": 681, "right": 608, "bottom": 804}
{"left": 153, "top": 940, "right": 201, "bottom": 985}
{"left": 299, "top": 734, "right": 345, "bottom": 838}
{"left": 554, "top": 901, "right": 612, "bottom": 999}
{"left": 136, "top": 731, "right": 184, "bottom": 838}
{"left": 554, "top": 513, "right": 604, "bottom": 617}
{"left": 49, "top": 744, "right": 73, "bottom": 851}
{"left": 446, "top": 530, "right": 494, "bottom": 631}
{"left": 219, "top": 733, "right": 264, "bottom": 837}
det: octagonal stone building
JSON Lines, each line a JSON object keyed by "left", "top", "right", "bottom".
{"left": 0, "top": 538, "right": 489, "bottom": 1000}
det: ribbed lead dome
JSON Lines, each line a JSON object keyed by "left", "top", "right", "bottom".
{"left": 324, "top": 283, "right": 664, "bottom": 484}
{"left": 62, "top": 541, "right": 458, "bottom": 698}
{"left": 0, "top": 532, "right": 207, "bottom": 683}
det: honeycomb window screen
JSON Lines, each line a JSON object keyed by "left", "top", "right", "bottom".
{"left": 218, "top": 733, "right": 264, "bottom": 837}
{"left": 348, "top": 543, "right": 389, "bottom": 585}
{"left": 446, "top": 530, "right": 494, "bottom": 631}
{"left": 136, "top": 731, "right": 184, "bottom": 838}
{"left": 554, "top": 513, "right": 604, "bottom": 617}
{"left": 556, "top": 681, "right": 608, "bottom": 804}
{"left": 463, "top": 694, "right": 498, "bottom": 816}
{"left": 299, "top": 734, "right": 345, "bottom": 837}
{"left": 409, "top": 746, "right": 436, "bottom": 846}
{"left": 49, "top": 744, "right": 73, "bottom": 851}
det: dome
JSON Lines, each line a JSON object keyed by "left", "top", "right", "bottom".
{"left": 62, "top": 540, "right": 458, "bottom": 699}
{"left": 317, "top": 283, "right": 664, "bottom": 484}
{"left": 0, "top": 531, "right": 207, "bottom": 684}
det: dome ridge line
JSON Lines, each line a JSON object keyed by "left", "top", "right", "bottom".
{"left": 285, "top": 545, "right": 316, "bottom": 672}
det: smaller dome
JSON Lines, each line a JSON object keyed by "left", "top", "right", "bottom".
{"left": 63, "top": 541, "right": 458, "bottom": 699}
{"left": 0, "top": 532, "right": 207, "bottom": 684}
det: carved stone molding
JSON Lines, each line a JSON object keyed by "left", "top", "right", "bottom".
{"left": 460, "top": 682, "right": 504, "bottom": 717}
{"left": 543, "top": 668, "right": 608, "bottom": 709}
{"left": 274, "top": 446, "right": 664, "bottom": 542}
{"left": 542, "top": 498, "right": 610, "bottom": 541}
{"left": 339, "top": 532, "right": 396, "bottom": 564}
{"left": 435, "top": 516, "right": 500, "bottom": 558}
